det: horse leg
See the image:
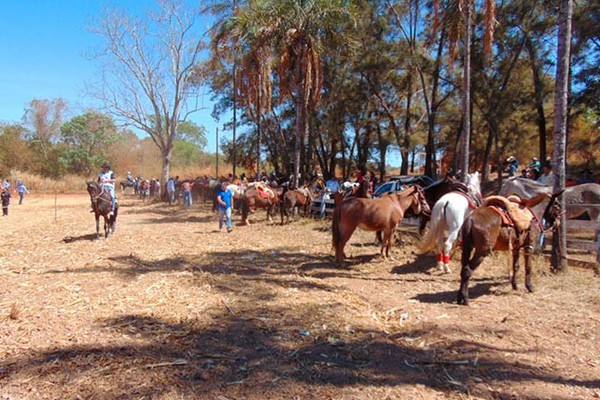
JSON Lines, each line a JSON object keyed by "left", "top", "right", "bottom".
{"left": 383, "top": 226, "right": 396, "bottom": 261}
{"left": 441, "top": 228, "right": 460, "bottom": 274}
{"left": 95, "top": 214, "right": 101, "bottom": 240}
{"left": 523, "top": 233, "right": 535, "bottom": 293}
{"left": 335, "top": 220, "right": 356, "bottom": 265}
{"left": 511, "top": 244, "right": 521, "bottom": 290}
{"left": 104, "top": 216, "right": 109, "bottom": 238}
{"left": 458, "top": 248, "right": 487, "bottom": 306}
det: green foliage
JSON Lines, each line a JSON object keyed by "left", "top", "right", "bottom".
{"left": 59, "top": 111, "right": 119, "bottom": 176}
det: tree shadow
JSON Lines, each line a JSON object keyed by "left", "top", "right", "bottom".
{"left": 3, "top": 311, "right": 598, "bottom": 399}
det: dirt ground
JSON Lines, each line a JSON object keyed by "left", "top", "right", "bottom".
{"left": 1, "top": 193, "right": 599, "bottom": 400}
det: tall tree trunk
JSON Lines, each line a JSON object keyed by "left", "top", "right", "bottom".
{"left": 425, "top": 29, "right": 445, "bottom": 178}
{"left": 460, "top": 0, "right": 472, "bottom": 177}
{"left": 551, "top": 0, "right": 572, "bottom": 272}
{"left": 161, "top": 146, "right": 172, "bottom": 199}
{"left": 294, "top": 89, "right": 307, "bottom": 188}
{"left": 401, "top": 78, "right": 413, "bottom": 175}
{"left": 481, "top": 117, "right": 497, "bottom": 183}
{"left": 526, "top": 36, "right": 548, "bottom": 163}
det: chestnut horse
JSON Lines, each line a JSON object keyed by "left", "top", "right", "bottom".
{"left": 241, "top": 184, "right": 284, "bottom": 225}
{"left": 87, "top": 182, "right": 119, "bottom": 239}
{"left": 457, "top": 191, "right": 563, "bottom": 305}
{"left": 332, "top": 186, "right": 430, "bottom": 265}
{"left": 281, "top": 187, "right": 313, "bottom": 224}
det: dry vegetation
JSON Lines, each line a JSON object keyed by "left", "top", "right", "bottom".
{"left": 1, "top": 194, "right": 599, "bottom": 399}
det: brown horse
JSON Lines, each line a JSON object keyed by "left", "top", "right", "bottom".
{"left": 87, "top": 182, "right": 118, "bottom": 239}
{"left": 241, "top": 184, "right": 284, "bottom": 225}
{"left": 281, "top": 187, "right": 313, "bottom": 224}
{"left": 457, "top": 191, "right": 563, "bottom": 305}
{"left": 332, "top": 186, "right": 430, "bottom": 265}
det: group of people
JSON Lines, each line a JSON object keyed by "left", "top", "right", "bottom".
{"left": 505, "top": 155, "right": 597, "bottom": 187}
{"left": 0, "top": 178, "right": 30, "bottom": 216}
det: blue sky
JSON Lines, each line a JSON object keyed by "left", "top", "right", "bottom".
{"left": 0, "top": 0, "right": 223, "bottom": 152}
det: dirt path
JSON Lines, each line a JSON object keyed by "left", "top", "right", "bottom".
{"left": 1, "top": 194, "right": 599, "bottom": 399}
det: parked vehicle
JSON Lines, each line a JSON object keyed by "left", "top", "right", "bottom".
{"left": 373, "top": 175, "right": 435, "bottom": 198}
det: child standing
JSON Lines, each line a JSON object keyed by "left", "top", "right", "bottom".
{"left": 1, "top": 188, "right": 11, "bottom": 216}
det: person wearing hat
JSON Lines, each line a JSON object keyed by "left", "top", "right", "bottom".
{"left": 505, "top": 156, "right": 519, "bottom": 177}
{"left": 97, "top": 161, "right": 117, "bottom": 216}
{"left": 216, "top": 181, "right": 233, "bottom": 232}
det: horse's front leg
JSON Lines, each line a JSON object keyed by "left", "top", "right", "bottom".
{"left": 95, "top": 214, "right": 101, "bottom": 240}
{"left": 104, "top": 217, "right": 109, "bottom": 238}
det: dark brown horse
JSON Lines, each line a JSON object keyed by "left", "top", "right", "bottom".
{"left": 241, "top": 184, "right": 284, "bottom": 225}
{"left": 87, "top": 182, "right": 118, "bottom": 239}
{"left": 457, "top": 191, "right": 563, "bottom": 305}
{"left": 418, "top": 176, "right": 461, "bottom": 234}
{"left": 332, "top": 186, "right": 430, "bottom": 265}
{"left": 281, "top": 187, "right": 312, "bottom": 224}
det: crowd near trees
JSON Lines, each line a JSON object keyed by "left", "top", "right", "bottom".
{"left": 0, "top": 0, "right": 598, "bottom": 186}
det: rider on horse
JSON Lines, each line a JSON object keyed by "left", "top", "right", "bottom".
{"left": 98, "top": 161, "right": 117, "bottom": 216}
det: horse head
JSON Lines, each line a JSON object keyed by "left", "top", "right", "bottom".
{"left": 464, "top": 171, "right": 481, "bottom": 196}
{"left": 407, "top": 185, "right": 430, "bottom": 216}
{"left": 542, "top": 189, "right": 565, "bottom": 230}
{"left": 86, "top": 181, "right": 100, "bottom": 196}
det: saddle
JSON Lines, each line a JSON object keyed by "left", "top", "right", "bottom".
{"left": 484, "top": 194, "right": 546, "bottom": 232}
{"left": 251, "top": 182, "right": 275, "bottom": 199}
{"left": 297, "top": 187, "right": 311, "bottom": 199}
{"left": 450, "top": 182, "right": 483, "bottom": 208}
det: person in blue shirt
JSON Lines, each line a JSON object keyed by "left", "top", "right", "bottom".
{"left": 320, "top": 175, "right": 340, "bottom": 219}
{"left": 3, "top": 179, "right": 10, "bottom": 191}
{"left": 167, "top": 177, "right": 176, "bottom": 204}
{"left": 505, "top": 156, "right": 519, "bottom": 177}
{"left": 216, "top": 181, "right": 233, "bottom": 232}
{"left": 17, "top": 180, "right": 29, "bottom": 205}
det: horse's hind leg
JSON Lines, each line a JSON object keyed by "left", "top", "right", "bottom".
{"left": 511, "top": 246, "right": 521, "bottom": 290}
{"left": 335, "top": 221, "right": 356, "bottom": 265}
{"left": 523, "top": 233, "right": 535, "bottom": 293}
{"left": 95, "top": 215, "right": 101, "bottom": 240}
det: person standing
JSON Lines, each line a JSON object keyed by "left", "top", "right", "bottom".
{"left": 216, "top": 181, "right": 233, "bottom": 232}
{"left": 98, "top": 161, "right": 117, "bottom": 216}
{"left": 181, "top": 180, "right": 192, "bottom": 208}
{"left": 1, "top": 188, "right": 11, "bottom": 216}
{"left": 17, "top": 180, "right": 28, "bottom": 205}
{"left": 167, "top": 177, "right": 176, "bottom": 204}
{"left": 3, "top": 179, "right": 11, "bottom": 191}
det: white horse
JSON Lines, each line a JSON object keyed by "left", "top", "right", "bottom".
{"left": 420, "top": 172, "right": 482, "bottom": 273}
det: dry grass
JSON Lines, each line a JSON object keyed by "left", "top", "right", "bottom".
{"left": 0, "top": 195, "right": 599, "bottom": 399}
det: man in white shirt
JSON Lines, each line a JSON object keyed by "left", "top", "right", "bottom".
{"left": 537, "top": 163, "right": 553, "bottom": 186}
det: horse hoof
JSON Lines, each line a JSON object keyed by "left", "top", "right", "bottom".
{"left": 526, "top": 284, "right": 534, "bottom": 293}
{"left": 443, "top": 264, "right": 452, "bottom": 274}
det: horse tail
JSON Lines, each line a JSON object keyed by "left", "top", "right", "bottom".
{"left": 419, "top": 200, "right": 448, "bottom": 254}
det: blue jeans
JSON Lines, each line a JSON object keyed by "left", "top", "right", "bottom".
{"left": 218, "top": 207, "right": 232, "bottom": 230}
{"left": 182, "top": 190, "right": 192, "bottom": 207}
{"left": 320, "top": 192, "right": 329, "bottom": 219}
{"left": 103, "top": 184, "right": 116, "bottom": 211}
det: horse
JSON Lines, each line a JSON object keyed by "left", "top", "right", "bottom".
{"left": 500, "top": 177, "right": 600, "bottom": 221}
{"left": 86, "top": 182, "right": 118, "bottom": 239}
{"left": 419, "top": 172, "right": 483, "bottom": 273}
{"left": 241, "top": 183, "right": 284, "bottom": 225}
{"left": 281, "top": 186, "right": 313, "bottom": 224}
{"left": 457, "top": 190, "right": 564, "bottom": 305}
{"left": 332, "top": 186, "right": 430, "bottom": 265}
{"left": 500, "top": 177, "right": 600, "bottom": 250}
{"left": 119, "top": 179, "right": 135, "bottom": 194}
